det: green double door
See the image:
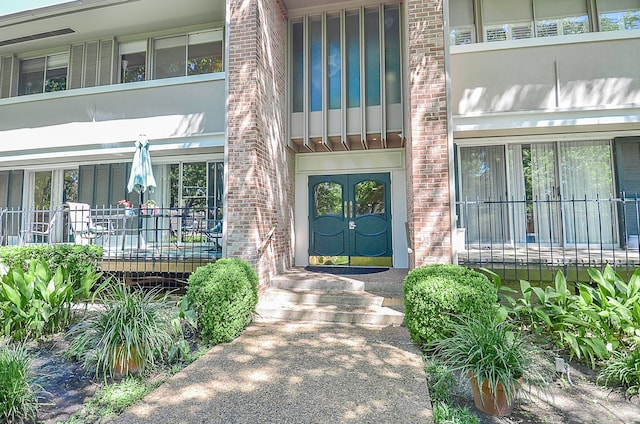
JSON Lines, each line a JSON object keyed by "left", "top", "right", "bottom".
{"left": 309, "top": 173, "right": 392, "bottom": 267}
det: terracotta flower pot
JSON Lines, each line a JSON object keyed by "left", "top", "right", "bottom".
{"left": 114, "top": 346, "right": 142, "bottom": 375}
{"left": 468, "top": 372, "right": 522, "bottom": 416}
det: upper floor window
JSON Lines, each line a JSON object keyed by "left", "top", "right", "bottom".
{"left": 120, "top": 40, "right": 147, "bottom": 83}
{"left": 290, "top": 5, "right": 402, "bottom": 113}
{"left": 154, "top": 30, "right": 223, "bottom": 80}
{"left": 449, "top": 0, "right": 640, "bottom": 46}
{"left": 599, "top": 0, "right": 640, "bottom": 31}
{"left": 18, "top": 53, "right": 68, "bottom": 96}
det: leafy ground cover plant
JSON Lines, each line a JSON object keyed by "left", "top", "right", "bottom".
{"left": 65, "top": 282, "right": 178, "bottom": 378}
{"left": 0, "top": 259, "right": 99, "bottom": 340}
{"left": 65, "top": 376, "right": 159, "bottom": 424}
{"left": 491, "top": 265, "right": 640, "bottom": 369}
{"left": 0, "top": 341, "right": 42, "bottom": 423}
{"left": 186, "top": 259, "right": 258, "bottom": 345}
{"left": 0, "top": 244, "right": 102, "bottom": 287}
{"left": 432, "top": 402, "right": 479, "bottom": 424}
{"left": 404, "top": 264, "right": 497, "bottom": 347}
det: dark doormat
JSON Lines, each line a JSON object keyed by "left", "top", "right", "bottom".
{"left": 304, "top": 266, "right": 390, "bottom": 275}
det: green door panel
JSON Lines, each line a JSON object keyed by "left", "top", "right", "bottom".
{"left": 309, "top": 173, "right": 392, "bottom": 266}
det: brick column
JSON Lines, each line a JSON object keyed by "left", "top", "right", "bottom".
{"left": 226, "top": 0, "right": 293, "bottom": 287}
{"left": 405, "top": 0, "right": 452, "bottom": 267}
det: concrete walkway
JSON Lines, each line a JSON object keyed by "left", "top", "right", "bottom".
{"left": 115, "top": 322, "right": 432, "bottom": 424}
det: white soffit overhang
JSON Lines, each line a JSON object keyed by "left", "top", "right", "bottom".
{"left": 453, "top": 105, "right": 640, "bottom": 139}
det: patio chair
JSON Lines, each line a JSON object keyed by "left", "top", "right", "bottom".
{"left": 200, "top": 220, "right": 222, "bottom": 251}
{"left": 66, "top": 202, "right": 112, "bottom": 245}
{"left": 20, "top": 209, "right": 60, "bottom": 245}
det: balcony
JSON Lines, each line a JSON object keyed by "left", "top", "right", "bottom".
{"left": 456, "top": 196, "right": 640, "bottom": 283}
{"left": 0, "top": 74, "right": 226, "bottom": 167}
{"left": 0, "top": 205, "right": 223, "bottom": 284}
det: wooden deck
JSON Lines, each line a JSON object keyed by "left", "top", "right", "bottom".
{"left": 459, "top": 245, "right": 640, "bottom": 283}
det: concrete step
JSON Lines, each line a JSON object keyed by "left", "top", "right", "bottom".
{"left": 255, "top": 301, "right": 405, "bottom": 327}
{"left": 260, "top": 288, "right": 385, "bottom": 308}
{"left": 257, "top": 269, "right": 407, "bottom": 327}
{"left": 270, "top": 275, "right": 366, "bottom": 292}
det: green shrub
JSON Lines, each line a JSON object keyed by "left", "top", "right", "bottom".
{"left": 0, "top": 244, "right": 102, "bottom": 289}
{"left": 0, "top": 342, "right": 41, "bottom": 423}
{"left": 186, "top": 259, "right": 258, "bottom": 345}
{"left": 66, "top": 282, "right": 175, "bottom": 378}
{"left": 0, "top": 259, "right": 100, "bottom": 340}
{"left": 403, "top": 265, "right": 497, "bottom": 346}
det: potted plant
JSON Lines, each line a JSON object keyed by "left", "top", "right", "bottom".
{"left": 65, "top": 282, "right": 175, "bottom": 378}
{"left": 118, "top": 199, "right": 135, "bottom": 216}
{"left": 431, "top": 312, "right": 533, "bottom": 416}
{"left": 141, "top": 199, "right": 159, "bottom": 215}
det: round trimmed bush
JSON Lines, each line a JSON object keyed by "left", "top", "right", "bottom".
{"left": 403, "top": 264, "right": 497, "bottom": 347}
{"left": 186, "top": 259, "right": 258, "bottom": 345}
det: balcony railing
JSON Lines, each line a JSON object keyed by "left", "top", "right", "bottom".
{"left": 456, "top": 195, "right": 640, "bottom": 283}
{"left": 0, "top": 205, "right": 223, "bottom": 286}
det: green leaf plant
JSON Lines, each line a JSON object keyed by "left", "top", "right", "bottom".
{"left": 0, "top": 259, "right": 100, "bottom": 340}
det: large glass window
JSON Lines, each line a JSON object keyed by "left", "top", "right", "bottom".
{"left": 346, "top": 12, "right": 361, "bottom": 108}
{"left": 309, "top": 18, "right": 323, "bottom": 112}
{"left": 169, "top": 161, "right": 224, "bottom": 224}
{"left": 18, "top": 53, "right": 67, "bottom": 96}
{"left": 291, "top": 22, "right": 304, "bottom": 113}
{"left": 120, "top": 40, "right": 147, "bottom": 83}
{"left": 327, "top": 15, "right": 342, "bottom": 110}
{"left": 449, "top": 0, "right": 640, "bottom": 45}
{"left": 290, "top": 6, "right": 402, "bottom": 112}
{"left": 598, "top": 0, "right": 640, "bottom": 31}
{"left": 153, "top": 30, "right": 223, "bottom": 80}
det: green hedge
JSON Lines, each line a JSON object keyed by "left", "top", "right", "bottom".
{"left": 403, "top": 264, "right": 497, "bottom": 347}
{"left": 0, "top": 245, "right": 102, "bottom": 288}
{"left": 186, "top": 259, "right": 258, "bottom": 345}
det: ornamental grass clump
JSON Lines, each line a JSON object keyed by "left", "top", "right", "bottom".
{"left": 403, "top": 264, "right": 497, "bottom": 347}
{"left": 186, "top": 259, "right": 258, "bottom": 345}
{"left": 0, "top": 342, "right": 41, "bottom": 423}
{"left": 431, "top": 313, "right": 534, "bottom": 415}
{"left": 66, "top": 282, "right": 175, "bottom": 378}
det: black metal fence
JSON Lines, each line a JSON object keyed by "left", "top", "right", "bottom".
{"left": 0, "top": 205, "right": 223, "bottom": 286}
{"left": 456, "top": 195, "right": 640, "bottom": 283}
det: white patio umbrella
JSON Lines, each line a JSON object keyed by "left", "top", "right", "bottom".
{"left": 127, "top": 135, "right": 156, "bottom": 196}
{"left": 127, "top": 135, "right": 156, "bottom": 250}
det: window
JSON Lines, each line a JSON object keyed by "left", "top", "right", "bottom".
{"left": 18, "top": 53, "right": 68, "bottom": 96}
{"left": 598, "top": 0, "right": 640, "bottom": 31}
{"left": 120, "top": 40, "right": 147, "bottom": 83}
{"left": 153, "top": 30, "right": 223, "bottom": 80}
{"left": 290, "top": 6, "right": 402, "bottom": 112}
{"left": 535, "top": 0, "right": 589, "bottom": 37}
{"left": 169, "top": 162, "right": 224, "bottom": 222}
{"left": 449, "top": 0, "right": 640, "bottom": 45}
{"left": 449, "top": 0, "right": 475, "bottom": 45}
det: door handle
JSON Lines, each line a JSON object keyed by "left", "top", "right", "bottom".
{"left": 349, "top": 221, "right": 356, "bottom": 230}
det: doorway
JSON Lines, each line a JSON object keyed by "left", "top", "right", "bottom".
{"left": 308, "top": 173, "right": 392, "bottom": 267}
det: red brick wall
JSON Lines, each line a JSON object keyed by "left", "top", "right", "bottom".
{"left": 405, "top": 0, "right": 452, "bottom": 267}
{"left": 226, "top": 0, "right": 292, "bottom": 287}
